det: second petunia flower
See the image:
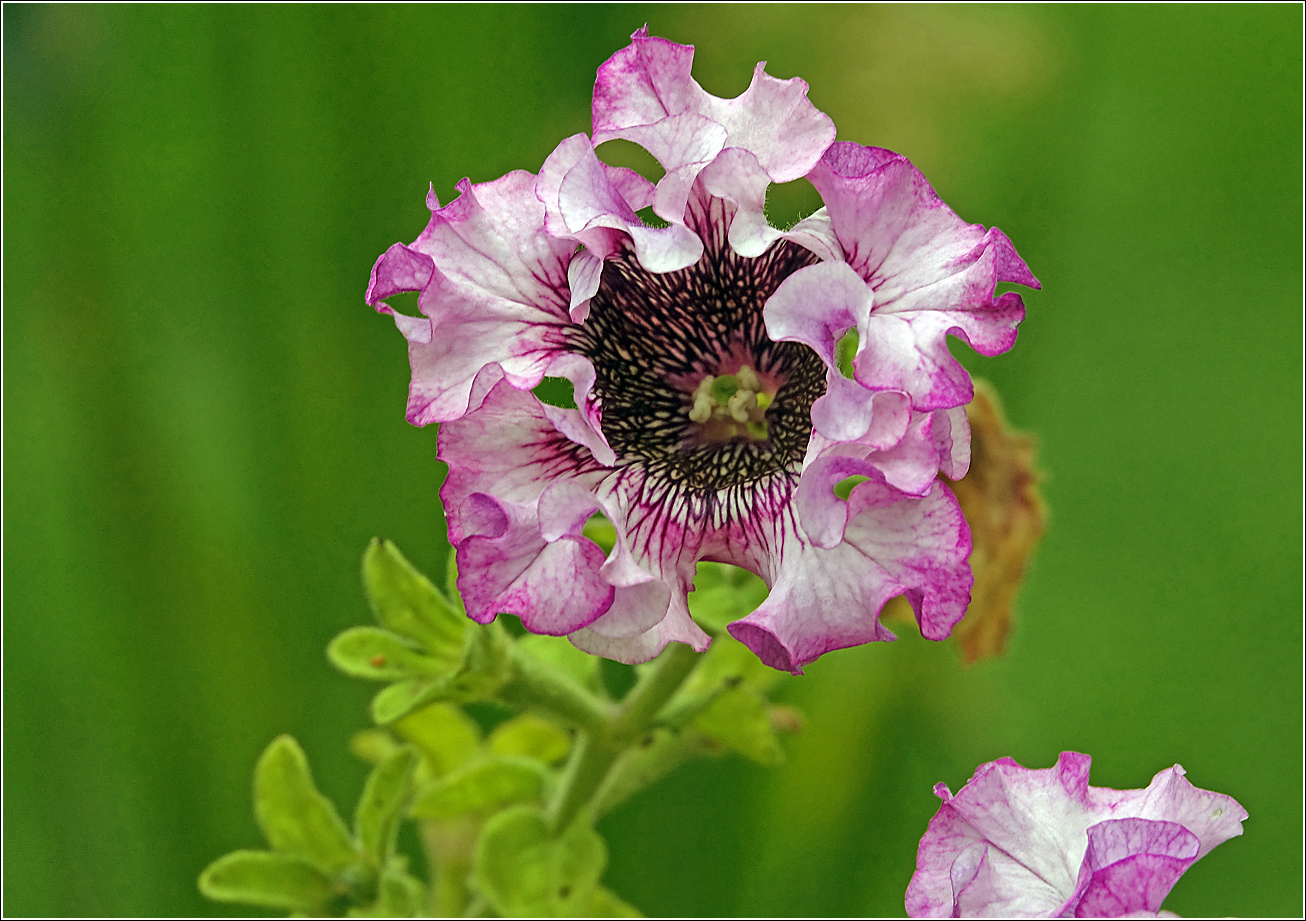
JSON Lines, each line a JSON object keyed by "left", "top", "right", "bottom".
{"left": 367, "top": 28, "right": 1039, "bottom": 672}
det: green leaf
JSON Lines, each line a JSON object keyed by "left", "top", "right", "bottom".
{"left": 489, "top": 714, "right": 572, "bottom": 765}
{"left": 255, "top": 736, "right": 358, "bottom": 872}
{"left": 517, "top": 633, "right": 599, "bottom": 690}
{"left": 687, "top": 562, "right": 769, "bottom": 634}
{"left": 348, "top": 863, "right": 426, "bottom": 918}
{"left": 692, "top": 686, "right": 782, "bottom": 765}
{"left": 328, "top": 626, "right": 451, "bottom": 681}
{"left": 349, "top": 728, "right": 401, "bottom": 766}
{"left": 363, "top": 538, "right": 465, "bottom": 666}
{"left": 198, "top": 850, "right": 334, "bottom": 912}
{"left": 587, "top": 886, "right": 643, "bottom": 917}
{"left": 472, "top": 805, "right": 607, "bottom": 917}
{"left": 410, "top": 756, "right": 547, "bottom": 821}
{"left": 370, "top": 677, "right": 452, "bottom": 725}
{"left": 355, "top": 747, "right": 419, "bottom": 864}
{"left": 392, "top": 702, "right": 481, "bottom": 776}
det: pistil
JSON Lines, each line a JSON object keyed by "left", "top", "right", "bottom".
{"left": 686, "top": 365, "right": 774, "bottom": 441}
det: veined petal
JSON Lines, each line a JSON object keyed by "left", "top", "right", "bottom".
{"left": 809, "top": 141, "right": 1038, "bottom": 410}
{"left": 456, "top": 493, "right": 613, "bottom": 633}
{"left": 1068, "top": 819, "right": 1199, "bottom": 918}
{"left": 571, "top": 593, "right": 710, "bottom": 663}
{"left": 906, "top": 753, "right": 1248, "bottom": 919}
{"left": 366, "top": 172, "right": 579, "bottom": 424}
{"left": 411, "top": 171, "right": 576, "bottom": 311}
{"left": 729, "top": 479, "right": 972, "bottom": 674}
{"left": 592, "top": 27, "right": 834, "bottom": 260}
{"left": 538, "top": 132, "right": 704, "bottom": 273}
{"left": 765, "top": 260, "right": 914, "bottom": 452}
{"left": 594, "top": 29, "right": 835, "bottom": 182}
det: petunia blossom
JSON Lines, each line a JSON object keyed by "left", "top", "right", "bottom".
{"left": 366, "top": 28, "right": 1038, "bottom": 672}
{"left": 906, "top": 751, "right": 1248, "bottom": 918}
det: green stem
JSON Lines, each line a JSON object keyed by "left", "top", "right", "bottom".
{"left": 610, "top": 642, "right": 701, "bottom": 743}
{"left": 546, "top": 732, "right": 621, "bottom": 834}
{"left": 497, "top": 643, "right": 613, "bottom": 736}
{"left": 547, "top": 642, "right": 702, "bottom": 833}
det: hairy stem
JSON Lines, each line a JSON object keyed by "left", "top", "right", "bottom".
{"left": 497, "top": 643, "right": 613, "bottom": 736}
{"left": 547, "top": 641, "right": 702, "bottom": 833}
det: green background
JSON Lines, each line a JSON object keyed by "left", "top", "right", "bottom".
{"left": 4, "top": 4, "right": 1300, "bottom": 917}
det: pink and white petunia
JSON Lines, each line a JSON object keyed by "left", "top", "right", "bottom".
{"left": 367, "top": 28, "right": 1037, "bottom": 670}
{"left": 906, "top": 752, "right": 1248, "bottom": 919}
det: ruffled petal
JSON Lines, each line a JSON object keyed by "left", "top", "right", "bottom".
{"left": 591, "top": 27, "right": 834, "bottom": 260}
{"left": 366, "top": 172, "right": 579, "bottom": 424}
{"left": 538, "top": 132, "right": 704, "bottom": 274}
{"left": 439, "top": 380, "right": 617, "bottom": 633}
{"left": 729, "top": 479, "right": 971, "bottom": 674}
{"left": 808, "top": 141, "right": 1038, "bottom": 410}
{"left": 765, "top": 260, "right": 913, "bottom": 451}
{"left": 1068, "top": 819, "right": 1199, "bottom": 918}
{"left": 907, "top": 753, "right": 1249, "bottom": 919}
{"left": 456, "top": 492, "right": 614, "bottom": 633}
{"left": 1112, "top": 764, "right": 1249, "bottom": 860}
{"left": 570, "top": 592, "right": 710, "bottom": 663}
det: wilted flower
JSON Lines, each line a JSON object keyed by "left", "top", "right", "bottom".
{"left": 367, "top": 28, "right": 1038, "bottom": 671}
{"left": 906, "top": 751, "right": 1247, "bottom": 918}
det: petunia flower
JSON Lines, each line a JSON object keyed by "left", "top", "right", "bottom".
{"left": 366, "top": 28, "right": 1038, "bottom": 672}
{"left": 906, "top": 751, "right": 1248, "bottom": 918}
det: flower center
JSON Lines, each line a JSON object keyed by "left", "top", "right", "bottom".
{"left": 569, "top": 231, "right": 826, "bottom": 495}
{"left": 686, "top": 365, "right": 774, "bottom": 442}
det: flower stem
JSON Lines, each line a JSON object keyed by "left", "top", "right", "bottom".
{"left": 547, "top": 641, "right": 701, "bottom": 833}
{"left": 497, "top": 643, "right": 613, "bottom": 736}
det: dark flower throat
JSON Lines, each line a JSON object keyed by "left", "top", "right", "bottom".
{"left": 570, "top": 236, "right": 826, "bottom": 495}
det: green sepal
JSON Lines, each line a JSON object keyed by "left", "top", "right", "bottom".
{"left": 392, "top": 702, "right": 481, "bottom": 777}
{"left": 255, "top": 736, "right": 358, "bottom": 872}
{"left": 354, "top": 746, "right": 419, "bottom": 865}
{"left": 328, "top": 626, "right": 450, "bottom": 681}
{"left": 489, "top": 713, "right": 573, "bottom": 765}
{"left": 587, "top": 886, "right": 644, "bottom": 917}
{"left": 472, "top": 805, "right": 607, "bottom": 918}
{"left": 363, "top": 538, "right": 465, "bottom": 667}
{"left": 409, "top": 756, "right": 548, "bottom": 821}
{"left": 198, "top": 850, "right": 335, "bottom": 913}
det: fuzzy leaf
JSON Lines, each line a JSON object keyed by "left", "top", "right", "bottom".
{"left": 355, "top": 747, "right": 418, "bottom": 864}
{"left": 349, "top": 729, "right": 401, "bottom": 766}
{"left": 410, "top": 757, "right": 548, "bottom": 821}
{"left": 517, "top": 634, "right": 600, "bottom": 689}
{"left": 363, "top": 538, "right": 465, "bottom": 666}
{"left": 371, "top": 677, "right": 452, "bottom": 725}
{"left": 198, "top": 850, "right": 334, "bottom": 912}
{"left": 693, "top": 686, "right": 782, "bottom": 765}
{"left": 473, "top": 805, "right": 607, "bottom": 917}
{"left": 392, "top": 702, "right": 482, "bottom": 777}
{"left": 329, "top": 627, "right": 450, "bottom": 681}
{"left": 349, "top": 864, "right": 426, "bottom": 918}
{"left": 255, "top": 736, "right": 357, "bottom": 871}
{"left": 489, "top": 714, "right": 572, "bottom": 765}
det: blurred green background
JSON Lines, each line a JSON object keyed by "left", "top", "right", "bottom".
{"left": 4, "top": 4, "right": 1300, "bottom": 917}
